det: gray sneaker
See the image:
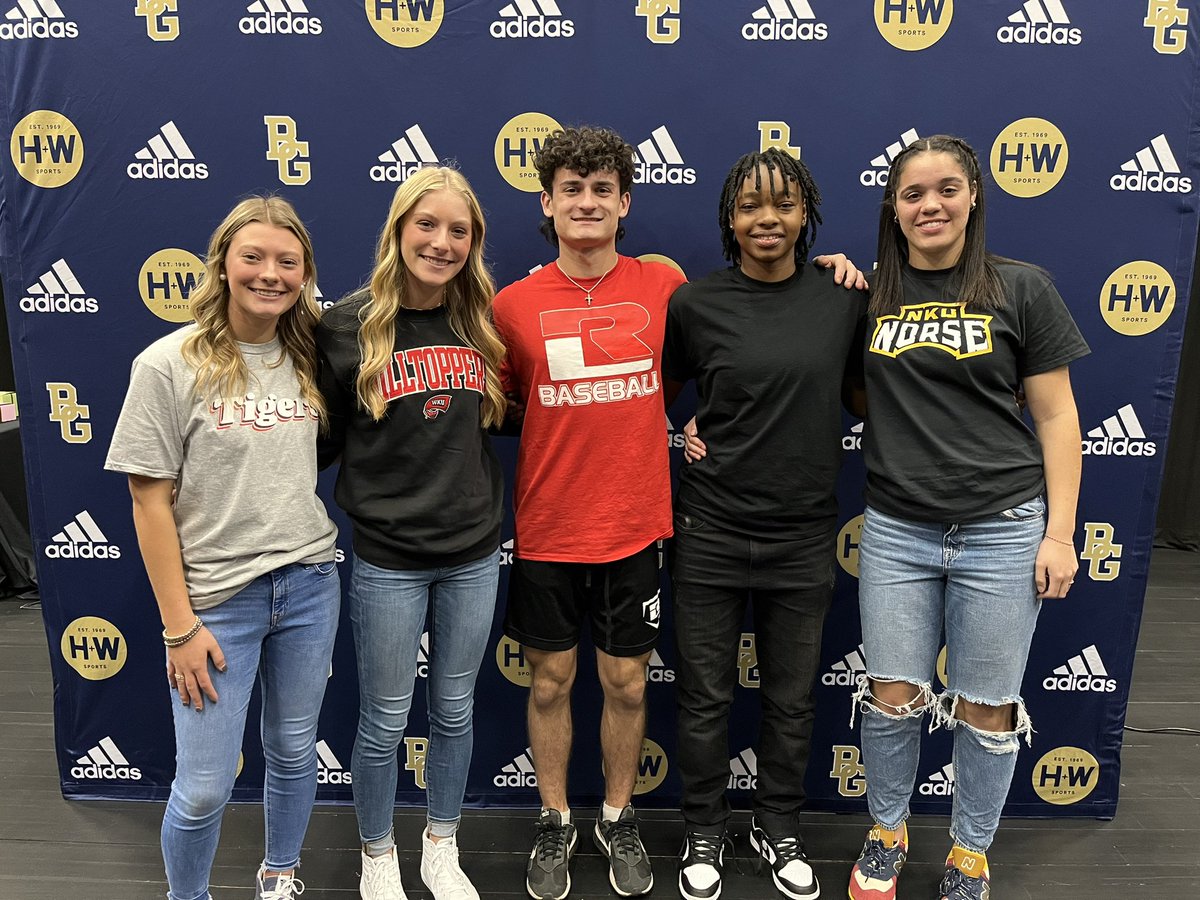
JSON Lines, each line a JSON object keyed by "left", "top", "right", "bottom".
{"left": 526, "top": 809, "right": 578, "bottom": 900}
{"left": 592, "top": 806, "right": 654, "bottom": 896}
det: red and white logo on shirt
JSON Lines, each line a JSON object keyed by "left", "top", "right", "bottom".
{"left": 536, "top": 303, "right": 661, "bottom": 408}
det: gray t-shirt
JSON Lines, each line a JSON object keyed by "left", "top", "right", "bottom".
{"left": 105, "top": 325, "right": 337, "bottom": 609}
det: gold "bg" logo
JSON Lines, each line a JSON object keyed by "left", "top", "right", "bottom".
{"left": 47, "top": 382, "right": 90, "bottom": 443}
{"left": 737, "top": 632, "right": 759, "bottom": 688}
{"left": 830, "top": 745, "right": 866, "bottom": 797}
{"left": 135, "top": 0, "right": 180, "bottom": 41}
{"left": 1080, "top": 523, "right": 1122, "bottom": 582}
{"left": 1145, "top": 0, "right": 1188, "bottom": 54}
{"left": 758, "top": 121, "right": 802, "bottom": 159}
{"left": 264, "top": 116, "right": 311, "bottom": 185}
{"left": 635, "top": 0, "right": 680, "bottom": 44}
{"left": 404, "top": 737, "right": 428, "bottom": 789}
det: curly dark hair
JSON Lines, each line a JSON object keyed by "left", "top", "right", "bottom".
{"left": 718, "top": 148, "right": 822, "bottom": 266}
{"left": 534, "top": 126, "right": 635, "bottom": 245}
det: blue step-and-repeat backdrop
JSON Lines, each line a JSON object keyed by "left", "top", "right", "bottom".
{"left": 1, "top": 0, "right": 1198, "bottom": 818}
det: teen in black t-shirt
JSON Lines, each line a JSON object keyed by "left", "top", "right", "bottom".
{"left": 664, "top": 148, "right": 866, "bottom": 900}
{"left": 848, "top": 136, "right": 1087, "bottom": 900}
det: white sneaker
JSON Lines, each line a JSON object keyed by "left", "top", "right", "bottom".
{"left": 421, "top": 830, "right": 480, "bottom": 900}
{"left": 360, "top": 848, "right": 408, "bottom": 900}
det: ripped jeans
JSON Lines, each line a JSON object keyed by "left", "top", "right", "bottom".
{"left": 853, "top": 498, "right": 1044, "bottom": 853}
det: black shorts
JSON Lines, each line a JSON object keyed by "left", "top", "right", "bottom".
{"left": 503, "top": 542, "right": 662, "bottom": 657}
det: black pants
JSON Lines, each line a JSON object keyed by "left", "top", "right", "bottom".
{"left": 670, "top": 510, "right": 835, "bottom": 836}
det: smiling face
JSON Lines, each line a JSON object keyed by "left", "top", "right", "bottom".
{"left": 222, "top": 221, "right": 306, "bottom": 343}
{"left": 731, "top": 164, "right": 807, "bottom": 282}
{"left": 894, "top": 151, "right": 978, "bottom": 270}
{"left": 541, "top": 167, "right": 630, "bottom": 251}
{"left": 399, "top": 188, "right": 473, "bottom": 307}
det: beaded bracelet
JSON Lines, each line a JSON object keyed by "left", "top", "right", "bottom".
{"left": 1042, "top": 534, "right": 1074, "bottom": 547}
{"left": 163, "top": 615, "right": 204, "bottom": 648}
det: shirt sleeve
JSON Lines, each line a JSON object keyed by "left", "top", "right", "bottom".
{"left": 662, "top": 283, "right": 693, "bottom": 383}
{"left": 104, "top": 353, "right": 185, "bottom": 480}
{"left": 315, "top": 323, "right": 351, "bottom": 471}
{"left": 1017, "top": 273, "right": 1091, "bottom": 377}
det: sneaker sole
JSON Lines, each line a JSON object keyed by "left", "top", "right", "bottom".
{"left": 525, "top": 829, "right": 578, "bottom": 900}
{"left": 591, "top": 822, "right": 654, "bottom": 897}
{"left": 749, "top": 829, "right": 820, "bottom": 900}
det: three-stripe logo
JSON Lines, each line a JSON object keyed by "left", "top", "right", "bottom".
{"left": 21, "top": 258, "right": 97, "bottom": 314}
{"left": 494, "top": 747, "right": 537, "bottom": 787}
{"left": 239, "top": 0, "right": 322, "bottom": 35}
{"left": 997, "top": 0, "right": 1081, "bottom": 44}
{"left": 128, "top": 121, "right": 208, "bottom": 180}
{"left": 919, "top": 763, "right": 955, "bottom": 796}
{"left": 1110, "top": 134, "right": 1192, "bottom": 193}
{"left": 0, "top": 0, "right": 78, "bottom": 39}
{"left": 633, "top": 126, "right": 696, "bottom": 186}
{"left": 316, "top": 739, "right": 351, "bottom": 784}
{"left": 45, "top": 510, "right": 120, "bottom": 559}
{"left": 370, "top": 124, "right": 439, "bottom": 182}
{"left": 728, "top": 747, "right": 758, "bottom": 789}
{"left": 742, "top": 0, "right": 826, "bottom": 41}
{"left": 490, "top": 0, "right": 574, "bottom": 38}
{"left": 1082, "top": 404, "right": 1156, "bottom": 457}
{"left": 1043, "top": 645, "right": 1117, "bottom": 692}
{"left": 71, "top": 737, "right": 143, "bottom": 780}
{"left": 860, "top": 128, "right": 921, "bottom": 187}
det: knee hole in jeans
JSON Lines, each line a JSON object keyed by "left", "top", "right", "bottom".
{"left": 850, "top": 676, "right": 936, "bottom": 728}
{"left": 939, "top": 693, "right": 1034, "bottom": 751}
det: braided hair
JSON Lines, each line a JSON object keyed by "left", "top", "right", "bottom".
{"left": 718, "top": 148, "right": 822, "bottom": 266}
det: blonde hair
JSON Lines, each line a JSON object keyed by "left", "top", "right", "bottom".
{"left": 352, "top": 166, "right": 505, "bottom": 427}
{"left": 181, "top": 196, "right": 325, "bottom": 421}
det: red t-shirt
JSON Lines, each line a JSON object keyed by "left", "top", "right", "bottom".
{"left": 494, "top": 256, "right": 685, "bottom": 563}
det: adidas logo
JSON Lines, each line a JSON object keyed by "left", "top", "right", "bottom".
{"left": 666, "top": 413, "right": 687, "bottom": 450}
{"left": 316, "top": 739, "right": 351, "bottom": 784}
{"left": 21, "top": 258, "right": 97, "bottom": 314}
{"left": 997, "top": 0, "right": 1081, "bottom": 44}
{"left": 1082, "top": 404, "right": 1156, "bottom": 457}
{"left": 494, "top": 746, "right": 538, "bottom": 787}
{"left": 1110, "top": 134, "right": 1192, "bottom": 193}
{"left": 239, "top": 0, "right": 322, "bottom": 35}
{"left": 413, "top": 631, "right": 433, "bottom": 678}
{"left": 1043, "top": 644, "right": 1117, "bottom": 693}
{"left": 370, "top": 124, "right": 438, "bottom": 182}
{"left": 822, "top": 643, "right": 866, "bottom": 686}
{"left": 728, "top": 747, "right": 758, "bottom": 790}
{"left": 842, "top": 420, "right": 864, "bottom": 451}
{"left": 490, "top": 0, "right": 574, "bottom": 38}
{"left": 71, "top": 736, "right": 142, "bottom": 780}
{"left": 45, "top": 510, "right": 120, "bottom": 560}
{"left": 742, "top": 0, "right": 827, "bottom": 41}
{"left": 918, "top": 762, "right": 954, "bottom": 796}
{"left": 0, "top": 0, "right": 78, "bottom": 39}
{"left": 645, "top": 648, "right": 675, "bottom": 683}
{"left": 633, "top": 126, "right": 696, "bottom": 186}
{"left": 859, "top": 128, "right": 920, "bottom": 187}
{"left": 128, "top": 121, "right": 208, "bottom": 180}
{"left": 500, "top": 537, "right": 514, "bottom": 566}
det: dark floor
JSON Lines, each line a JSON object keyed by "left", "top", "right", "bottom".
{"left": 1, "top": 550, "right": 1197, "bottom": 899}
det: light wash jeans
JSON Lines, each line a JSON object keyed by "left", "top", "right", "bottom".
{"left": 349, "top": 550, "right": 500, "bottom": 845}
{"left": 854, "top": 497, "right": 1044, "bottom": 853}
{"left": 162, "top": 561, "right": 341, "bottom": 900}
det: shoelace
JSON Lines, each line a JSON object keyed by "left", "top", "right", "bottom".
{"left": 941, "top": 867, "right": 985, "bottom": 900}
{"left": 606, "top": 819, "right": 645, "bottom": 861}
{"left": 858, "top": 838, "right": 902, "bottom": 878}
{"left": 769, "top": 834, "right": 808, "bottom": 865}
{"left": 684, "top": 832, "right": 724, "bottom": 867}
{"left": 363, "top": 854, "right": 404, "bottom": 891}
{"left": 428, "top": 842, "right": 474, "bottom": 897}
{"left": 534, "top": 819, "right": 571, "bottom": 863}
{"left": 260, "top": 873, "right": 305, "bottom": 900}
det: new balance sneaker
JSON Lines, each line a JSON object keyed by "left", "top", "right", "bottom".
{"left": 360, "top": 848, "right": 409, "bottom": 900}
{"left": 938, "top": 847, "right": 990, "bottom": 900}
{"left": 593, "top": 806, "right": 654, "bottom": 896}
{"left": 526, "top": 809, "right": 578, "bottom": 900}
{"left": 847, "top": 823, "right": 908, "bottom": 900}
{"left": 421, "top": 830, "right": 480, "bottom": 900}
{"left": 678, "top": 829, "right": 727, "bottom": 900}
{"left": 255, "top": 866, "right": 306, "bottom": 900}
{"left": 748, "top": 818, "right": 819, "bottom": 899}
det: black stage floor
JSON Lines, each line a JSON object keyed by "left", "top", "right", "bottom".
{"left": 1, "top": 549, "right": 1196, "bottom": 899}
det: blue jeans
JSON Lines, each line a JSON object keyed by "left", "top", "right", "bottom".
{"left": 349, "top": 550, "right": 500, "bottom": 845}
{"left": 854, "top": 498, "right": 1044, "bottom": 853}
{"left": 162, "top": 562, "right": 341, "bottom": 900}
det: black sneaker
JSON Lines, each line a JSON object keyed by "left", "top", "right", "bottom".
{"left": 678, "top": 829, "right": 727, "bottom": 900}
{"left": 526, "top": 809, "right": 578, "bottom": 900}
{"left": 593, "top": 806, "right": 654, "bottom": 896}
{"left": 749, "top": 817, "right": 819, "bottom": 899}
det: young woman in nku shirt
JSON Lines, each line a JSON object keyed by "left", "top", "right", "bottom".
{"left": 315, "top": 166, "right": 505, "bottom": 900}
{"left": 106, "top": 196, "right": 339, "bottom": 900}
{"left": 847, "top": 135, "right": 1086, "bottom": 900}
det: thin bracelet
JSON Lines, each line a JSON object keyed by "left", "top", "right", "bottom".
{"left": 163, "top": 615, "right": 203, "bottom": 647}
{"left": 1042, "top": 533, "right": 1074, "bottom": 547}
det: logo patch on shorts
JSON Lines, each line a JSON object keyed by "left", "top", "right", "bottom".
{"left": 642, "top": 590, "right": 661, "bottom": 628}
{"left": 423, "top": 394, "right": 452, "bottom": 420}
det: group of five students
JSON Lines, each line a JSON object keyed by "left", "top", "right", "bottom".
{"left": 105, "top": 125, "right": 1085, "bottom": 900}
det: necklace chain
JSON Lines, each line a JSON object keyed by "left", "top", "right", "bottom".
{"left": 560, "top": 262, "right": 616, "bottom": 304}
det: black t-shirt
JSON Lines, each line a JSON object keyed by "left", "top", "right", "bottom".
{"left": 664, "top": 264, "right": 867, "bottom": 538}
{"left": 863, "top": 261, "right": 1089, "bottom": 522}
{"left": 316, "top": 293, "right": 503, "bottom": 569}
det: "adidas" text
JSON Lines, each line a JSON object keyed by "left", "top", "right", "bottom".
{"left": 490, "top": 17, "right": 573, "bottom": 37}
{"left": 1110, "top": 171, "right": 1191, "bottom": 193}
{"left": 21, "top": 296, "right": 96, "bottom": 313}
{"left": 997, "top": 22, "right": 1081, "bottom": 43}
{"left": 128, "top": 159, "right": 208, "bottom": 180}
{"left": 742, "top": 20, "right": 825, "bottom": 40}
